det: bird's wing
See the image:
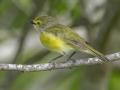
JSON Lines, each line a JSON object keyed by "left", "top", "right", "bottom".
{"left": 44, "top": 24, "right": 88, "bottom": 50}
{"left": 43, "top": 24, "right": 109, "bottom": 61}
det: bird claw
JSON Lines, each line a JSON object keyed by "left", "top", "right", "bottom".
{"left": 67, "top": 59, "right": 76, "bottom": 69}
{"left": 49, "top": 60, "right": 55, "bottom": 68}
{"left": 67, "top": 59, "right": 76, "bottom": 63}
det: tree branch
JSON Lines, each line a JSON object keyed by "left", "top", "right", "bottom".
{"left": 0, "top": 52, "right": 120, "bottom": 72}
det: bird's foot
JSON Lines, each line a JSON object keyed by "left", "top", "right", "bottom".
{"left": 49, "top": 60, "right": 55, "bottom": 68}
{"left": 67, "top": 59, "right": 76, "bottom": 69}
{"left": 67, "top": 58, "right": 76, "bottom": 63}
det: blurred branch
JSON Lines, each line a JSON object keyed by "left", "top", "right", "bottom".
{"left": 0, "top": 50, "right": 50, "bottom": 90}
{"left": 0, "top": 52, "right": 120, "bottom": 71}
{"left": 1, "top": 1, "right": 47, "bottom": 90}
{"left": 96, "top": 0, "right": 120, "bottom": 51}
{"left": 80, "top": 0, "right": 120, "bottom": 90}
{"left": 12, "top": 0, "right": 47, "bottom": 63}
{"left": 24, "top": 50, "right": 50, "bottom": 64}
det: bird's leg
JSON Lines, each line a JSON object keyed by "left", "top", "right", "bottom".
{"left": 67, "top": 52, "right": 76, "bottom": 62}
{"left": 67, "top": 52, "right": 76, "bottom": 69}
{"left": 49, "top": 54, "right": 64, "bottom": 67}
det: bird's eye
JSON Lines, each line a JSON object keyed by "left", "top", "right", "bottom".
{"left": 37, "top": 22, "right": 40, "bottom": 24}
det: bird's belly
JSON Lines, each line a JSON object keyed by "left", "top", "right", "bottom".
{"left": 40, "top": 33, "right": 74, "bottom": 54}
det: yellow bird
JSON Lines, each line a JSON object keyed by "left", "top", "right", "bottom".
{"left": 30, "top": 15, "right": 109, "bottom": 63}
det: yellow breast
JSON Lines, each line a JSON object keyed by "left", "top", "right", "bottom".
{"left": 39, "top": 32, "right": 74, "bottom": 54}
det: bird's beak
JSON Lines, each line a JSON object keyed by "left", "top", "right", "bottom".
{"left": 29, "top": 20, "right": 35, "bottom": 24}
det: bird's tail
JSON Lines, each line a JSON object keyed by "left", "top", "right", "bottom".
{"left": 85, "top": 46, "right": 109, "bottom": 62}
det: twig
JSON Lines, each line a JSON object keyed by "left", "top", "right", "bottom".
{"left": 12, "top": 0, "right": 47, "bottom": 63}
{"left": 0, "top": 1, "right": 48, "bottom": 89}
{"left": 0, "top": 52, "right": 120, "bottom": 71}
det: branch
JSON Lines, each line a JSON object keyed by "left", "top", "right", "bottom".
{"left": 12, "top": 0, "right": 47, "bottom": 63}
{"left": 0, "top": 52, "right": 120, "bottom": 72}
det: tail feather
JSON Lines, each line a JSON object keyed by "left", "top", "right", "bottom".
{"left": 86, "top": 46, "right": 109, "bottom": 62}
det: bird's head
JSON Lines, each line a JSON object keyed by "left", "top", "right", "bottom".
{"left": 30, "top": 15, "right": 57, "bottom": 32}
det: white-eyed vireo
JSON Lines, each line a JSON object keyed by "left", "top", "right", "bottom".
{"left": 30, "top": 15, "right": 109, "bottom": 63}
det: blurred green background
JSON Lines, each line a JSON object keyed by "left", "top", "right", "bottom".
{"left": 0, "top": 0, "right": 120, "bottom": 90}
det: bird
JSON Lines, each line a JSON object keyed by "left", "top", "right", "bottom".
{"left": 30, "top": 15, "right": 109, "bottom": 63}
